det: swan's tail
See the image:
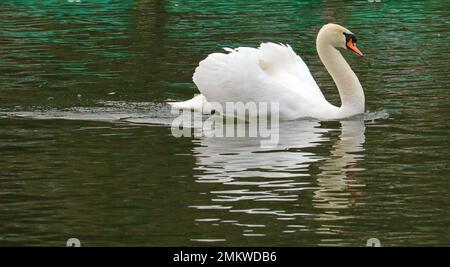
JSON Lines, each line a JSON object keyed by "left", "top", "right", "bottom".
{"left": 167, "top": 94, "right": 214, "bottom": 114}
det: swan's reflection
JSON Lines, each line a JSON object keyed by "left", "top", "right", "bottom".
{"left": 189, "top": 117, "right": 366, "bottom": 242}
{"left": 313, "top": 120, "right": 366, "bottom": 211}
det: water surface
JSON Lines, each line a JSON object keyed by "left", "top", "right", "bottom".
{"left": 0, "top": 0, "right": 449, "bottom": 246}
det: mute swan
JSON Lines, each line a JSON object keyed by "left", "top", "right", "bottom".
{"left": 169, "top": 23, "right": 365, "bottom": 120}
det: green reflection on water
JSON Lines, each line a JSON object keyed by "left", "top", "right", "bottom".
{"left": 0, "top": 0, "right": 448, "bottom": 246}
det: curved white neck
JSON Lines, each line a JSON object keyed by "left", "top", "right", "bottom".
{"left": 316, "top": 39, "right": 365, "bottom": 115}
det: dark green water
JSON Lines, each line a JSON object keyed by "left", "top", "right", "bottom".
{"left": 0, "top": 0, "right": 449, "bottom": 246}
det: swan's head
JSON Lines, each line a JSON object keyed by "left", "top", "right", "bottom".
{"left": 318, "top": 23, "right": 363, "bottom": 56}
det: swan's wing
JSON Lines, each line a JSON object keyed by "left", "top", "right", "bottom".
{"left": 257, "top": 42, "right": 325, "bottom": 100}
{"left": 191, "top": 42, "right": 326, "bottom": 118}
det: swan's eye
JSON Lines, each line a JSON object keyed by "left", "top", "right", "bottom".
{"left": 343, "top": 32, "right": 357, "bottom": 43}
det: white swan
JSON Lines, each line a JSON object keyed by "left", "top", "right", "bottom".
{"left": 169, "top": 23, "right": 365, "bottom": 120}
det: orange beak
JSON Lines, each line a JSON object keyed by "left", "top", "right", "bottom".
{"left": 347, "top": 39, "right": 363, "bottom": 56}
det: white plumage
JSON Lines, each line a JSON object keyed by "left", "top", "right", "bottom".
{"left": 169, "top": 24, "right": 365, "bottom": 120}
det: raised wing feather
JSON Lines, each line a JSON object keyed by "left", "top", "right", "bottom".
{"left": 257, "top": 43, "right": 324, "bottom": 99}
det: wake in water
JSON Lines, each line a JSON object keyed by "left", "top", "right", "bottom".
{"left": 0, "top": 101, "right": 176, "bottom": 126}
{"left": 0, "top": 101, "right": 390, "bottom": 126}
